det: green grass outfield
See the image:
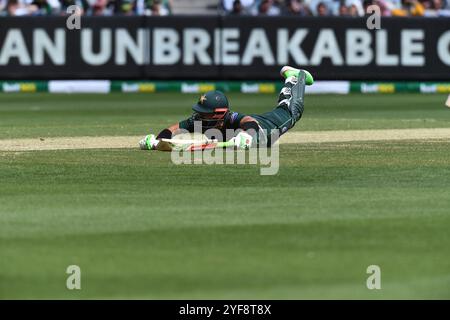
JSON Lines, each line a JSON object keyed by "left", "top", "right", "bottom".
{"left": 1, "top": 93, "right": 449, "bottom": 299}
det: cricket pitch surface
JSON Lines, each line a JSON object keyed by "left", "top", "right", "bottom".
{"left": 1, "top": 128, "right": 449, "bottom": 152}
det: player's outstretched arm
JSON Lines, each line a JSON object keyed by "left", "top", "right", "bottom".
{"left": 156, "top": 123, "right": 179, "bottom": 140}
{"left": 139, "top": 123, "right": 180, "bottom": 150}
{"left": 235, "top": 116, "right": 261, "bottom": 149}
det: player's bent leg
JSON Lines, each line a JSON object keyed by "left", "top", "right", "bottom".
{"left": 289, "top": 71, "right": 306, "bottom": 124}
{"left": 276, "top": 68, "right": 310, "bottom": 128}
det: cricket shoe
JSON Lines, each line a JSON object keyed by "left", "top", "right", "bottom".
{"left": 280, "top": 66, "right": 314, "bottom": 86}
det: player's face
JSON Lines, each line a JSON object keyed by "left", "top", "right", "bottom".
{"left": 193, "top": 112, "right": 226, "bottom": 129}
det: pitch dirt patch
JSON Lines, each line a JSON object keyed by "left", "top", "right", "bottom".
{"left": 280, "top": 128, "right": 450, "bottom": 144}
{"left": 0, "top": 136, "right": 139, "bottom": 152}
{"left": 0, "top": 128, "right": 449, "bottom": 152}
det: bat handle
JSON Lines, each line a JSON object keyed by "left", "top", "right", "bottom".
{"left": 217, "top": 139, "right": 236, "bottom": 148}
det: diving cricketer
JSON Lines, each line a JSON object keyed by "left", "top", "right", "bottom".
{"left": 139, "top": 66, "right": 314, "bottom": 150}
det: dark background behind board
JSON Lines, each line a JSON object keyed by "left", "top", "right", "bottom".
{"left": 0, "top": 16, "right": 449, "bottom": 80}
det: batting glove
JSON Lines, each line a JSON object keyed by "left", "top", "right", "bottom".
{"left": 139, "top": 134, "right": 159, "bottom": 150}
{"left": 234, "top": 131, "right": 253, "bottom": 150}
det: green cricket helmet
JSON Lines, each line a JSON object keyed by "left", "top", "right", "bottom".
{"left": 192, "top": 90, "right": 230, "bottom": 129}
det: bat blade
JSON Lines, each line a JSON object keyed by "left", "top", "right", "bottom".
{"left": 161, "top": 138, "right": 220, "bottom": 152}
{"left": 157, "top": 138, "right": 235, "bottom": 152}
{"left": 187, "top": 143, "right": 219, "bottom": 151}
{"left": 161, "top": 138, "right": 218, "bottom": 145}
{"left": 187, "top": 140, "right": 235, "bottom": 151}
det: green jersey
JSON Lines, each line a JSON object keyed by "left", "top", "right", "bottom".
{"left": 179, "top": 106, "right": 292, "bottom": 146}
{"left": 179, "top": 111, "right": 244, "bottom": 134}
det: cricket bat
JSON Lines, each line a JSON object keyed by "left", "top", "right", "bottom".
{"left": 446, "top": 94, "right": 450, "bottom": 108}
{"left": 157, "top": 138, "right": 234, "bottom": 152}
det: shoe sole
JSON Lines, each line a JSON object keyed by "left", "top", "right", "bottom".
{"left": 280, "top": 66, "right": 314, "bottom": 85}
{"left": 280, "top": 66, "right": 298, "bottom": 78}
